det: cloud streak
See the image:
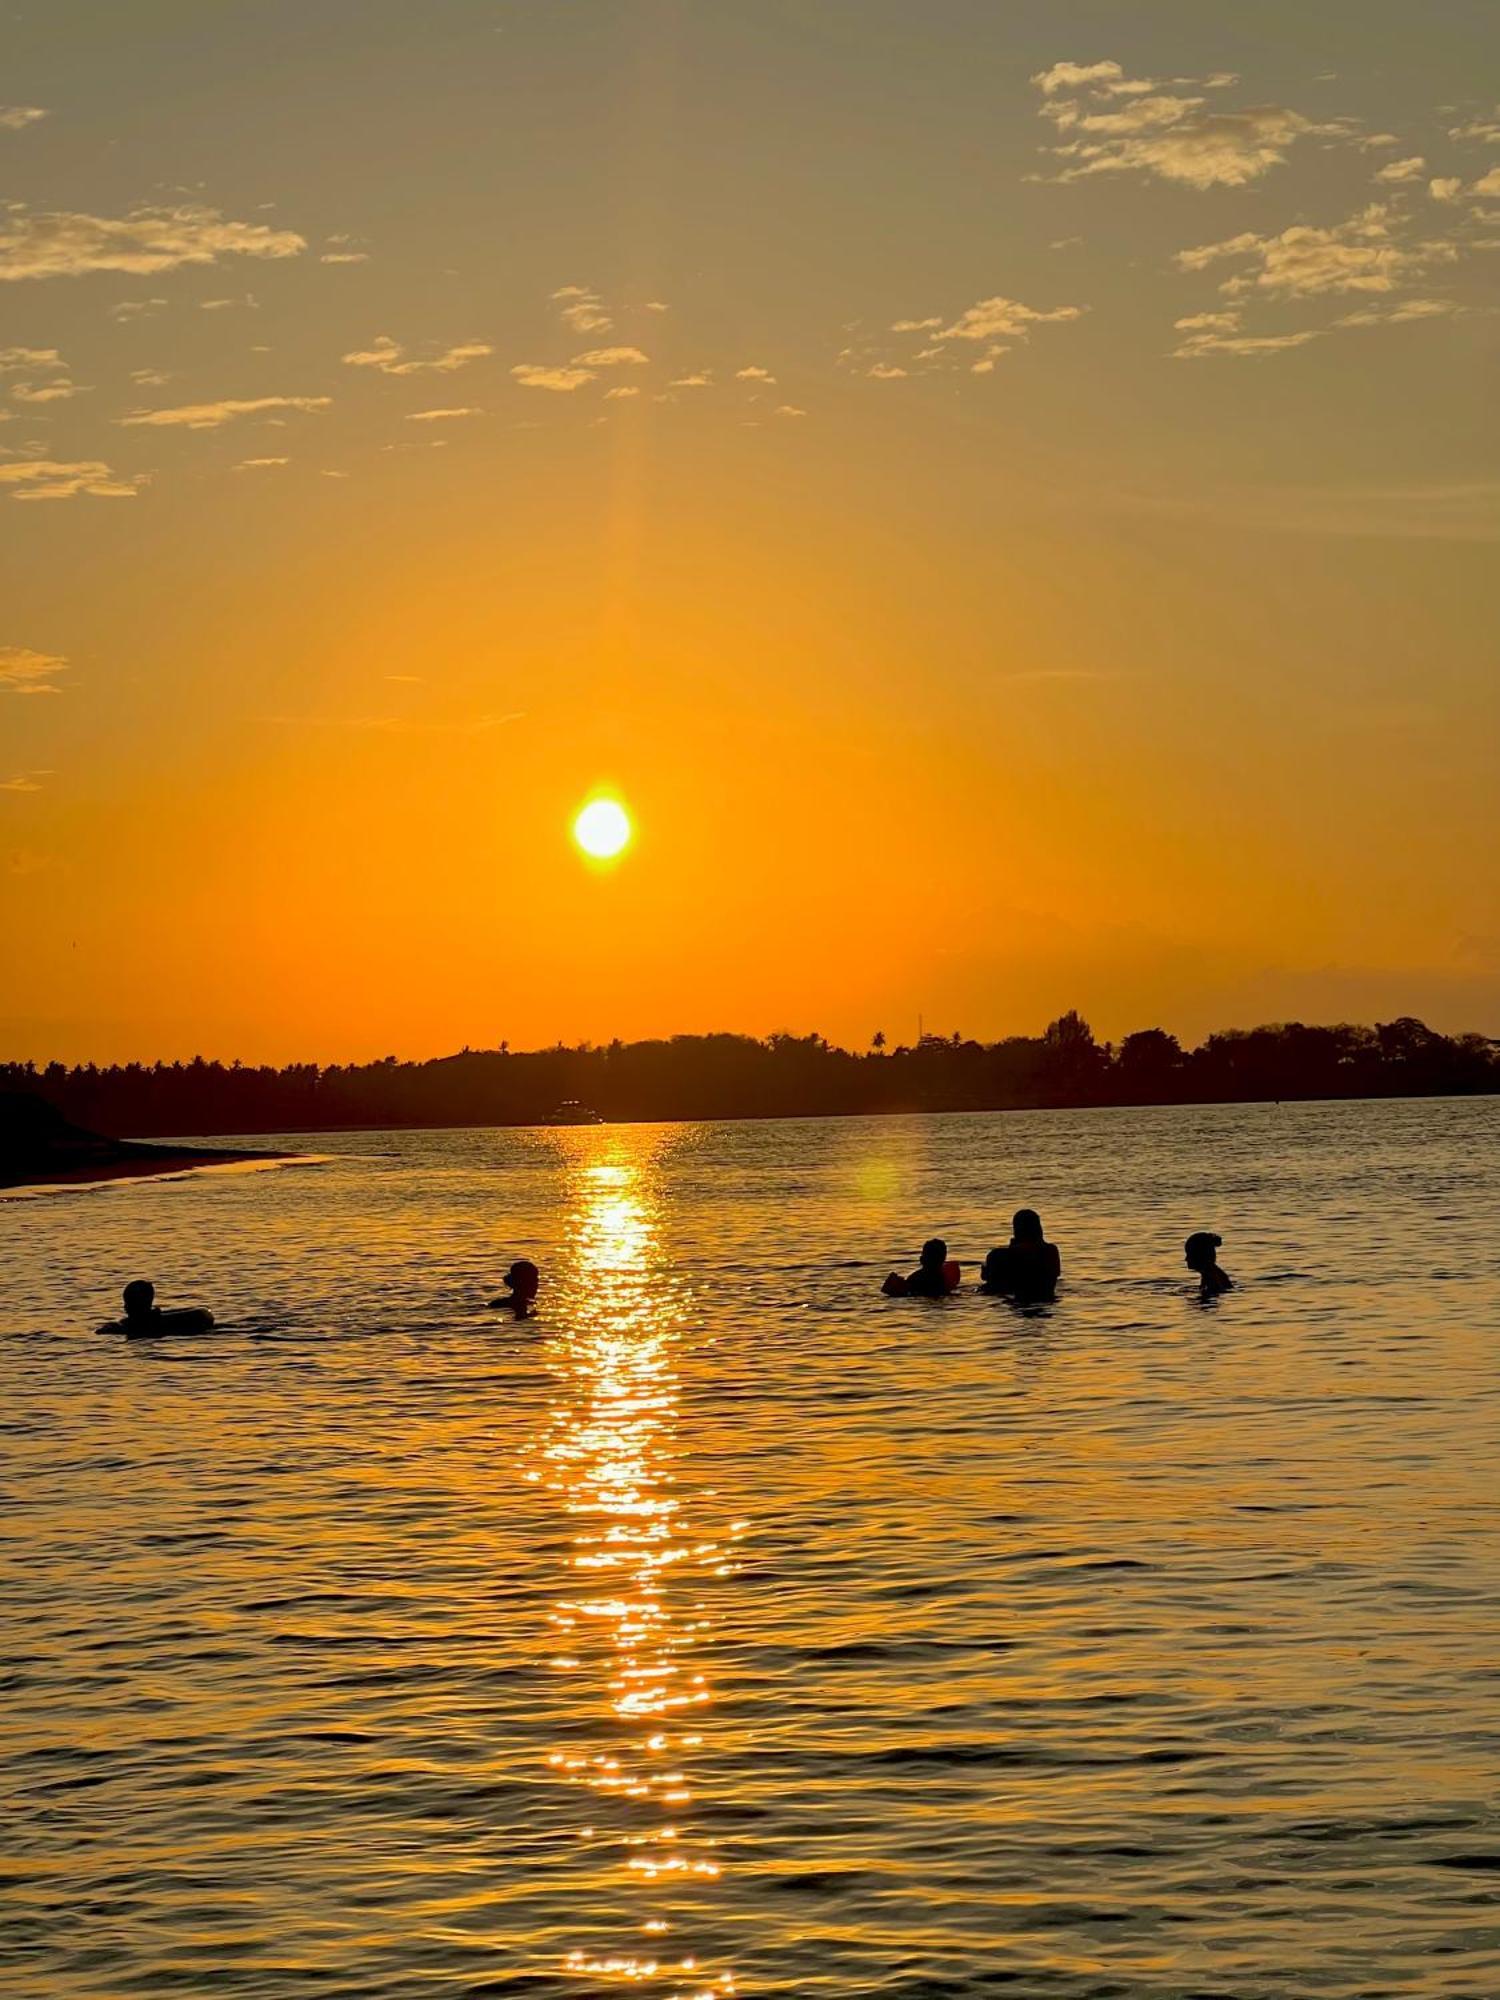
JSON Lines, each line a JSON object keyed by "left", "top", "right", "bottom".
{"left": 551, "top": 284, "right": 611, "bottom": 335}
{"left": 0, "top": 459, "right": 143, "bottom": 500}
{"left": 1032, "top": 60, "right": 1340, "bottom": 189}
{"left": 342, "top": 335, "right": 493, "bottom": 376}
{"left": 1177, "top": 205, "right": 1458, "bottom": 299}
{"left": 0, "top": 204, "right": 305, "bottom": 281}
{"left": 571, "top": 345, "right": 649, "bottom": 368}
{"left": 0, "top": 644, "right": 68, "bottom": 693}
{"left": 118, "top": 394, "right": 331, "bottom": 430}
{"left": 512, "top": 363, "right": 595, "bottom": 392}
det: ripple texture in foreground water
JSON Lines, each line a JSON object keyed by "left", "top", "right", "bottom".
{"left": 4, "top": 1099, "right": 1499, "bottom": 1997}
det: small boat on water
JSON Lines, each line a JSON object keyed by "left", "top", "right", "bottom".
{"left": 544, "top": 1100, "right": 605, "bottom": 1125}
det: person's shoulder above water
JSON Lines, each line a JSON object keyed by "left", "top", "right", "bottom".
{"left": 98, "top": 1278, "right": 216, "bottom": 1337}
{"left": 981, "top": 1209, "right": 1060, "bottom": 1301}
{"left": 491, "top": 1258, "right": 540, "bottom": 1319}
{"left": 1184, "top": 1231, "right": 1232, "bottom": 1296}
{"left": 883, "top": 1237, "right": 960, "bottom": 1298}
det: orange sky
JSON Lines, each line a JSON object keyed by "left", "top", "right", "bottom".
{"left": 2, "top": 3, "right": 1497, "bottom": 1063}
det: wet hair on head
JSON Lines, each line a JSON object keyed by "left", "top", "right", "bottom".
{"left": 920, "top": 1237, "right": 947, "bottom": 1266}
{"left": 1012, "top": 1208, "right": 1043, "bottom": 1242}
{"left": 122, "top": 1279, "right": 155, "bottom": 1314}
{"left": 1184, "top": 1231, "right": 1223, "bottom": 1263}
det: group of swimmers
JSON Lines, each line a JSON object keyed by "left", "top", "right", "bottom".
{"left": 99, "top": 1226, "right": 1231, "bottom": 1338}
{"left": 883, "top": 1212, "right": 1232, "bottom": 1302}
{"left": 97, "top": 1262, "right": 543, "bottom": 1336}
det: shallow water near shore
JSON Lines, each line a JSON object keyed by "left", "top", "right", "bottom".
{"left": 4, "top": 1098, "right": 1498, "bottom": 1998}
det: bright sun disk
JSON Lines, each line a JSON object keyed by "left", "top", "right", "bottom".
{"left": 574, "top": 797, "right": 632, "bottom": 859}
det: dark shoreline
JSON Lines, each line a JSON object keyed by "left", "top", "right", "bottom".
{"left": 10, "top": 1013, "right": 1495, "bottom": 1140}
{"left": 0, "top": 1142, "right": 292, "bottom": 1193}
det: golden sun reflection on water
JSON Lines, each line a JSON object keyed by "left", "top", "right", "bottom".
{"left": 530, "top": 1132, "right": 740, "bottom": 1998}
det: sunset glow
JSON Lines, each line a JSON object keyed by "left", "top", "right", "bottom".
{"left": 0, "top": 4, "right": 1495, "bottom": 1066}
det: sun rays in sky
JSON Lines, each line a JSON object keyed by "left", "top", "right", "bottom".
{"left": 1, "top": 1, "right": 1497, "bottom": 1061}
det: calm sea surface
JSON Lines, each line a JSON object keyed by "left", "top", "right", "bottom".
{"left": 4, "top": 1099, "right": 1498, "bottom": 1998}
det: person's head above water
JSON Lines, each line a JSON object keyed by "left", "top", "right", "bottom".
{"left": 1183, "top": 1231, "right": 1223, "bottom": 1272}
{"left": 1011, "top": 1209, "right": 1044, "bottom": 1244}
{"left": 919, "top": 1237, "right": 947, "bottom": 1270}
{"left": 505, "top": 1259, "right": 540, "bottom": 1302}
{"left": 122, "top": 1279, "right": 156, "bottom": 1319}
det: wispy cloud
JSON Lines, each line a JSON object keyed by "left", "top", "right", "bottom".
{"left": 0, "top": 644, "right": 68, "bottom": 693}
{"left": 405, "top": 405, "right": 481, "bottom": 421}
{"left": 935, "top": 296, "right": 1084, "bottom": 342}
{"left": 512, "top": 363, "right": 595, "bottom": 392}
{"left": 1177, "top": 205, "right": 1458, "bottom": 299}
{"left": 320, "top": 235, "right": 369, "bottom": 265}
{"left": 108, "top": 297, "right": 166, "bottom": 320}
{"left": 0, "top": 346, "right": 86, "bottom": 406}
{"left": 0, "top": 204, "right": 305, "bottom": 282}
{"left": 870, "top": 293, "right": 1083, "bottom": 376}
{"left": 118, "top": 394, "right": 331, "bottom": 430}
{"left": 551, "top": 284, "right": 612, "bottom": 335}
{"left": 1335, "top": 297, "right": 1470, "bottom": 326}
{"left": 1448, "top": 109, "right": 1500, "bottom": 145}
{"left": 342, "top": 334, "right": 492, "bottom": 376}
{"left": 571, "top": 345, "right": 649, "bottom": 367}
{"left": 233, "top": 455, "right": 290, "bottom": 469}
{"left": 736, "top": 364, "right": 776, "bottom": 382}
{"left": 0, "top": 458, "right": 143, "bottom": 500}
{"left": 1031, "top": 59, "right": 1340, "bottom": 189}
{"left": 0, "top": 106, "right": 48, "bottom": 132}
{"left": 1374, "top": 155, "right": 1426, "bottom": 185}
{"left": 11, "top": 378, "right": 86, "bottom": 404}
{"left": 1175, "top": 325, "right": 1321, "bottom": 358}
{"left": 0, "top": 770, "right": 50, "bottom": 791}
{"left": 0, "top": 346, "right": 64, "bottom": 373}
{"left": 603, "top": 384, "right": 639, "bottom": 400}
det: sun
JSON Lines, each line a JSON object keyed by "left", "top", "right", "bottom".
{"left": 573, "top": 796, "right": 632, "bottom": 860}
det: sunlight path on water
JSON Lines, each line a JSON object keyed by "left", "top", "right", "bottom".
{"left": 532, "top": 1132, "right": 742, "bottom": 1997}
{"left": 3, "top": 1099, "right": 1499, "bottom": 1997}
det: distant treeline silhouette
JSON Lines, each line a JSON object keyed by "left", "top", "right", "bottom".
{"left": 4, "top": 1013, "right": 1496, "bottom": 1138}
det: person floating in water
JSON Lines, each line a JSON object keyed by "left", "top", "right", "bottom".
{"left": 1185, "top": 1231, "right": 1232, "bottom": 1297}
{"left": 882, "top": 1237, "right": 960, "bottom": 1298}
{"left": 980, "top": 1208, "right": 1061, "bottom": 1303}
{"left": 99, "top": 1280, "right": 215, "bottom": 1337}
{"left": 491, "top": 1259, "right": 540, "bottom": 1319}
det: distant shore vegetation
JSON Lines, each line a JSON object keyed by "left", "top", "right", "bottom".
{"left": 4, "top": 1013, "right": 1497, "bottom": 1138}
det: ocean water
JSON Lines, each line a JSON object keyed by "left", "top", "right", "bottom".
{"left": 3, "top": 1098, "right": 1498, "bottom": 1999}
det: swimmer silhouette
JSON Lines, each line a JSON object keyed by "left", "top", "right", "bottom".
{"left": 491, "top": 1259, "right": 540, "bottom": 1319}
{"left": 1185, "top": 1231, "right": 1232, "bottom": 1297}
{"left": 98, "top": 1279, "right": 215, "bottom": 1338}
{"left": 981, "top": 1208, "right": 1061, "bottom": 1303}
{"left": 882, "top": 1237, "right": 960, "bottom": 1298}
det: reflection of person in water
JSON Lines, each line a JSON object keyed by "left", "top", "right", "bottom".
{"left": 1185, "top": 1231, "right": 1232, "bottom": 1297}
{"left": 491, "top": 1259, "right": 540, "bottom": 1319}
{"left": 100, "top": 1280, "right": 216, "bottom": 1337}
{"left": 981, "top": 1209, "right": 1061, "bottom": 1303}
{"left": 883, "top": 1237, "right": 956, "bottom": 1299}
